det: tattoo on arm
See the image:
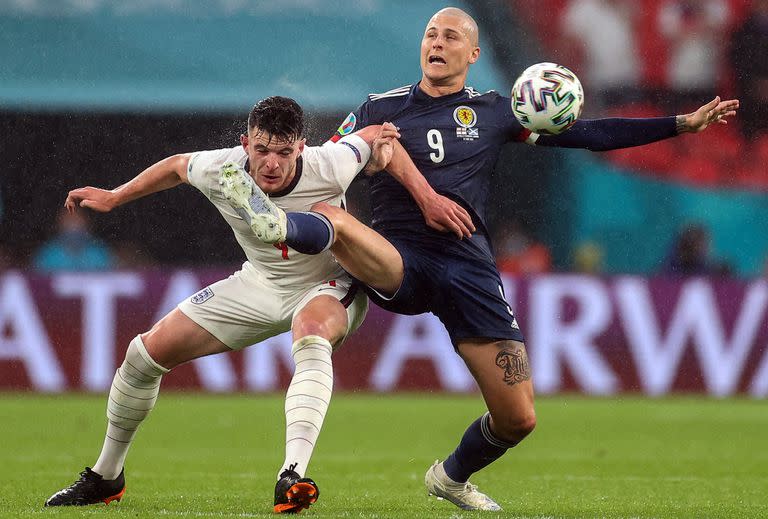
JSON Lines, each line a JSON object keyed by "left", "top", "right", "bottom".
{"left": 495, "top": 344, "right": 531, "bottom": 386}
{"left": 675, "top": 114, "right": 688, "bottom": 134}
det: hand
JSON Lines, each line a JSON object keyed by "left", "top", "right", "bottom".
{"left": 365, "top": 122, "right": 401, "bottom": 173}
{"left": 417, "top": 191, "right": 476, "bottom": 239}
{"left": 678, "top": 96, "right": 739, "bottom": 133}
{"left": 64, "top": 186, "right": 118, "bottom": 213}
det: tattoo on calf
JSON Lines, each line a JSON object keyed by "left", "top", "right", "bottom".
{"left": 495, "top": 345, "right": 531, "bottom": 386}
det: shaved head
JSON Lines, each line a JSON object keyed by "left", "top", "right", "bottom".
{"left": 420, "top": 5, "right": 481, "bottom": 94}
{"left": 429, "top": 7, "right": 479, "bottom": 47}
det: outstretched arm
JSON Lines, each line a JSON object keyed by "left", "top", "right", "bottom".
{"left": 65, "top": 154, "right": 191, "bottom": 213}
{"left": 536, "top": 97, "right": 739, "bottom": 151}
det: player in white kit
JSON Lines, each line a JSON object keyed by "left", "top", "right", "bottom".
{"left": 44, "top": 96, "right": 399, "bottom": 513}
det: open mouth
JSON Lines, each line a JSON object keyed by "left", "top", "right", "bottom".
{"left": 428, "top": 55, "right": 446, "bottom": 64}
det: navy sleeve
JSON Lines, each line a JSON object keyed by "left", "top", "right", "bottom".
{"left": 500, "top": 95, "right": 534, "bottom": 143}
{"left": 330, "top": 99, "right": 379, "bottom": 142}
{"left": 535, "top": 117, "right": 678, "bottom": 151}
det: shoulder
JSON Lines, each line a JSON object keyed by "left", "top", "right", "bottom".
{"left": 187, "top": 146, "right": 246, "bottom": 194}
{"left": 464, "top": 85, "right": 495, "bottom": 98}
{"left": 471, "top": 88, "right": 516, "bottom": 124}
{"left": 347, "top": 84, "right": 413, "bottom": 128}
{"left": 284, "top": 145, "right": 344, "bottom": 195}
{"left": 366, "top": 84, "right": 413, "bottom": 101}
{"left": 304, "top": 139, "right": 364, "bottom": 170}
{"left": 300, "top": 144, "right": 323, "bottom": 166}
{"left": 189, "top": 146, "right": 245, "bottom": 168}
{"left": 361, "top": 84, "right": 413, "bottom": 110}
{"left": 465, "top": 86, "right": 506, "bottom": 105}
{"left": 188, "top": 146, "right": 245, "bottom": 176}
{"left": 464, "top": 87, "right": 513, "bottom": 121}
{"left": 299, "top": 145, "right": 338, "bottom": 177}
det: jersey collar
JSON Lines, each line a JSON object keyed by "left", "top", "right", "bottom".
{"left": 413, "top": 81, "right": 468, "bottom": 104}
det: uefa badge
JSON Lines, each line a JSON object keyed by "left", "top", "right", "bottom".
{"left": 453, "top": 105, "right": 479, "bottom": 140}
{"left": 336, "top": 112, "right": 357, "bottom": 136}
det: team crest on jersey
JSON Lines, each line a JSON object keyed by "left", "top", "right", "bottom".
{"left": 337, "top": 112, "right": 356, "bottom": 136}
{"left": 190, "top": 287, "right": 214, "bottom": 305}
{"left": 453, "top": 106, "right": 477, "bottom": 128}
{"left": 453, "top": 106, "right": 479, "bottom": 140}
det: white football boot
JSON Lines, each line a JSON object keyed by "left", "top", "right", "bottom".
{"left": 425, "top": 460, "right": 502, "bottom": 512}
{"left": 218, "top": 162, "right": 287, "bottom": 244}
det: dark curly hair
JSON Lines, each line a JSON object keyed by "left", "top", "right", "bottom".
{"left": 247, "top": 96, "right": 304, "bottom": 143}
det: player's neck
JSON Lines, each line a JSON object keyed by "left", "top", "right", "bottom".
{"left": 419, "top": 76, "right": 465, "bottom": 98}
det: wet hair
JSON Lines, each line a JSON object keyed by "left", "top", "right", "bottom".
{"left": 247, "top": 96, "right": 304, "bottom": 142}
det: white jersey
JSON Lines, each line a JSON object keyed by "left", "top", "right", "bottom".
{"left": 186, "top": 135, "right": 370, "bottom": 286}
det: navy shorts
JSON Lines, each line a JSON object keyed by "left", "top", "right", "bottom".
{"left": 364, "top": 238, "right": 525, "bottom": 346}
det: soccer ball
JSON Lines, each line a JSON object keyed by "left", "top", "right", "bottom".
{"left": 511, "top": 62, "right": 584, "bottom": 135}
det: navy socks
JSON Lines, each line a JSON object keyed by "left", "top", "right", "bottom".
{"left": 284, "top": 212, "right": 334, "bottom": 255}
{"left": 442, "top": 413, "right": 518, "bottom": 483}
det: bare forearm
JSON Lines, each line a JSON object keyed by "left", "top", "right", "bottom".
{"left": 386, "top": 140, "right": 437, "bottom": 206}
{"left": 112, "top": 154, "right": 189, "bottom": 207}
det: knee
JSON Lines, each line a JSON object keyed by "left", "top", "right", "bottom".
{"left": 492, "top": 409, "right": 537, "bottom": 444}
{"left": 310, "top": 202, "right": 345, "bottom": 230}
{"left": 292, "top": 317, "right": 345, "bottom": 347}
{"left": 310, "top": 202, "right": 334, "bottom": 218}
{"left": 139, "top": 331, "right": 176, "bottom": 371}
{"left": 293, "top": 297, "right": 349, "bottom": 345}
{"left": 293, "top": 319, "right": 331, "bottom": 340}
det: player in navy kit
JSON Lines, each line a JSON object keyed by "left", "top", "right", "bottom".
{"left": 240, "top": 7, "right": 739, "bottom": 511}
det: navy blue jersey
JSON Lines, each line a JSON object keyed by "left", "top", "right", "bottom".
{"left": 331, "top": 83, "right": 678, "bottom": 343}
{"left": 332, "top": 83, "right": 531, "bottom": 262}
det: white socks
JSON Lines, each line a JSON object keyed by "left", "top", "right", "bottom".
{"left": 93, "top": 335, "right": 168, "bottom": 479}
{"left": 279, "top": 335, "right": 334, "bottom": 478}
{"left": 91, "top": 334, "right": 332, "bottom": 481}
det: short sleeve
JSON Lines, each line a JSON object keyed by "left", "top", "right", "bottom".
{"left": 318, "top": 134, "right": 371, "bottom": 192}
{"left": 329, "top": 99, "right": 380, "bottom": 142}
{"left": 186, "top": 148, "right": 236, "bottom": 198}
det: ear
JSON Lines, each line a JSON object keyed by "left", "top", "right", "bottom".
{"left": 469, "top": 46, "right": 480, "bottom": 65}
{"left": 240, "top": 133, "right": 248, "bottom": 151}
{"left": 297, "top": 138, "right": 306, "bottom": 155}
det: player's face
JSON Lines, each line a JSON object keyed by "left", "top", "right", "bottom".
{"left": 241, "top": 130, "right": 305, "bottom": 193}
{"left": 421, "top": 14, "right": 479, "bottom": 86}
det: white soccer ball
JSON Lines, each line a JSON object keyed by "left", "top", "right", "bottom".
{"left": 511, "top": 62, "right": 584, "bottom": 135}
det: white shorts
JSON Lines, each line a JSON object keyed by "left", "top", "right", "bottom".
{"left": 178, "top": 262, "right": 368, "bottom": 350}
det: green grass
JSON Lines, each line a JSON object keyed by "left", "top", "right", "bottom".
{"left": 0, "top": 394, "right": 766, "bottom": 518}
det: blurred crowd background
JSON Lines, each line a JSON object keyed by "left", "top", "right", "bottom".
{"left": 1, "top": 0, "right": 766, "bottom": 278}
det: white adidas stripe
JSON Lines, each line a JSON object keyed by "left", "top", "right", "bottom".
{"left": 464, "top": 86, "right": 496, "bottom": 98}
{"left": 369, "top": 85, "right": 412, "bottom": 100}
{"left": 368, "top": 84, "right": 492, "bottom": 100}
{"left": 370, "top": 84, "right": 411, "bottom": 95}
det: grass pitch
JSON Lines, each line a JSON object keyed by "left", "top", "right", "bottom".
{"left": 0, "top": 393, "right": 766, "bottom": 518}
